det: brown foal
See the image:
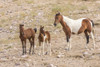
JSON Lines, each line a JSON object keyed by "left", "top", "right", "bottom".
{"left": 19, "top": 24, "right": 37, "bottom": 55}
{"left": 38, "top": 26, "right": 51, "bottom": 55}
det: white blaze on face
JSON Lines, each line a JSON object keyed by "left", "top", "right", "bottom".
{"left": 63, "top": 16, "right": 86, "bottom": 34}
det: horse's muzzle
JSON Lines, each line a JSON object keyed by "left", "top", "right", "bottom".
{"left": 54, "top": 23, "right": 57, "bottom": 26}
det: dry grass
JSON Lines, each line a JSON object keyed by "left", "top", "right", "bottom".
{"left": 0, "top": 0, "right": 100, "bottom": 66}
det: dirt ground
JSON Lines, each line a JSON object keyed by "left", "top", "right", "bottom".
{"left": 0, "top": 0, "right": 100, "bottom": 67}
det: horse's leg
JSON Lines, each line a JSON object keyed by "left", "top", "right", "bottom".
{"left": 65, "top": 36, "right": 69, "bottom": 50}
{"left": 66, "top": 35, "right": 71, "bottom": 50}
{"left": 63, "top": 28, "right": 71, "bottom": 50}
{"left": 21, "top": 40, "right": 24, "bottom": 55}
{"left": 45, "top": 41, "right": 51, "bottom": 55}
{"left": 69, "top": 38, "right": 71, "bottom": 50}
{"left": 49, "top": 42, "right": 51, "bottom": 56}
{"left": 42, "top": 42, "right": 45, "bottom": 55}
{"left": 39, "top": 40, "right": 41, "bottom": 46}
{"left": 84, "top": 30, "right": 89, "bottom": 49}
{"left": 24, "top": 39, "right": 27, "bottom": 54}
{"left": 39, "top": 40, "right": 42, "bottom": 55}
{"left": 45, "top": 41, "right": 48, "bottom": 55}
{"left": 48, "top": 35, "right": 51, "bottom": 56}
{"left": 32, "top": 37, "right": 35, "bottom": 54}
{"left": 29, "top": 38, "right": 32, "bottom": 54}
{"left": 91, "top": 32, "right": 96, "bottom": 49}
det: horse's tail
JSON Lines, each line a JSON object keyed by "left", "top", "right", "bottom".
{"left": 90, "top": 20, "right": 95, "bottom": 35}
{"left": 34, "top": 28, "right": 37, "bottom": 33}
{"left": 90, "top": 20, "right": 94, "bottom": 27}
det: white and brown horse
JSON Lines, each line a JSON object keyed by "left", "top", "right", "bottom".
{"left": 54, "top": 12, "right": 95, "bottom": 50}
{"left": 38, "top": 26, "right": 51, "bottom": 55}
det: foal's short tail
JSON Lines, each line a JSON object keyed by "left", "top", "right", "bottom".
{"left": 34, "top": 28, "right": 37, "bottom": 33}
{"left": 90, "top": 20, "right": 95, "bottom": 34}
{"left": 90, "top": 20, "right": 94, "bottom": 27}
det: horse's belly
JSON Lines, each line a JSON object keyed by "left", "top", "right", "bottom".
{"left": 72, "top": 28, "right": 79, "bottom": 34}
{"left": 71, "top": 22, "right": 82, "bottom": 33}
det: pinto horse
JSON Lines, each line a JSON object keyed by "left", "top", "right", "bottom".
{"left": 54, "top": 12, "right": 95, "bottom": 50}
{"left": 38, "top": 26, "right": 51, "bottom": 55}
{"left": 19, "top": 24, "right": 37, "bottom": 55}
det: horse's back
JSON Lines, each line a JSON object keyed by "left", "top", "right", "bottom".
{"left": 45, "top": 31, "right": 51, "bottom": 42}
{"left": 45, "top": 31, "right": 50, "bottom": 37}
{"left": 25, "top": 28, "right": 35, "bottom": 38}
{"left": 71, "top": 18, "right": 86, "bottom": 33}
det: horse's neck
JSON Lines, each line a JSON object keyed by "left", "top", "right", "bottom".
{"left": 20, "top": 27, "right": 24, "bottom": 35}
{"left": 60, "top": 19, "right": 68, "bottom": 29}
{"left": 40, "top": 30, "right": 45, "bottom": 33}
{"left": 60, "top": 16, "right": 72, "bottom": 27}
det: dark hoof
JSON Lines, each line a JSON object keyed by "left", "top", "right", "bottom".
{"left": 65, "top": 48, "right": 69, "bottom": 51}
{"left": 22, "top": 53, "right": 24, "bottom": 55}
{"left": 29, "top": 52, "right": 31, "bottom": 55}
{"left": 25, "top": 52, "right": 27, "bottom": 54}
{"left": 32, "top": 52, "right": 35, "bottom": 55}
{"left": 45, "top": 52, "right": 48, "bottom": 55}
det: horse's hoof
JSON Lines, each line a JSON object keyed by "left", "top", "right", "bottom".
{"left": 85, "top": 47, "right": 89, "bottom": 50}
{"left": 93, "top": 47, "right": 95, "bottom": 49}
{"left": 32, "top": 52, "right": 35, "bottom": 55}
{"left": 22, "top": 53, "right": 24, "bottom": 55}
{"left": 25, "top": 52, "right": 27, "bottom": 54}
{"left": 86, "top": 48, "right": 90, "bottom": 51}
{"left": 29, "top": 52, "right": 31, "bottom": 55}
{"left": 45, "top": 52, "right": 48, "bottom": 55}
{"left": 32, "top": 53, "right": 34, "bottom": 55}
{"left": 90, "top": 48, "right": 94, "bottom": 50}
{"left": 65, "top": 48, "right": 70, "bottom": 51}
{"left": 38, "top": 53, "right": 41, "bottom": 56}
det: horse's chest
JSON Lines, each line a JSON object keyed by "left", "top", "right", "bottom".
{"left": 39, "top": 34, "right": 47, "bottom": 42}
{"left": 44, "top": 35, "right": 47, "bottom": 41}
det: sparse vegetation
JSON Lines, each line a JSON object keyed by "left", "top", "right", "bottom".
{"left": 25, "top": 0, "right": 34, "bottom": 4}
{"left": 52, "top": 6, "right": 62, "bottom": 14}
{"left": 0, "top": 0, "right": 100, "bottom": 67}
{"left": 79, "top": 5, "right": 87, "bottom": 10}
{"left": 12, "top": 0, "right": 18, "bottom": 2}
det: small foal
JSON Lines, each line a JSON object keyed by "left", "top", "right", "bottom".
{"left": 19, "top": 24, "right": 37, "bottom": 55}
{"left": 38, "top": 26, "right": 51, "bottom": 55}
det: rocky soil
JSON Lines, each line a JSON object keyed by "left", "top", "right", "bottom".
{"left": 0, "top": 0, "right": 100, "bottom": 67}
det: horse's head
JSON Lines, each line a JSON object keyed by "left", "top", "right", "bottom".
{"left": 19, "top": 24, "right": 24, "bottom": 35}
{"left": 54, "top": 12, "right": 62, "bottom": 26}
{"left": 19, "top": 24, "right": 24, "bottom": 29}
{"left": 40, "top": 26, "right": 45, "bottom": 36}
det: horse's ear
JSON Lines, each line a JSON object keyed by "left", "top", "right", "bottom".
{"left": 42, "top": 26, "right": 44, "bottom": 28}
{"left": 20, "top": 24, "right": 24, "bottom": 26}
{"left": 56, "top": 12, "right": 61, "bottom": 16}
{"left": 57, "top": 11, "right": 60, "bottom": 15}
{"left": 40, "top": 25, "right": 42, "bottom": 28}
{"left": 58, "top": 12, "right": 60, "bottom": 15}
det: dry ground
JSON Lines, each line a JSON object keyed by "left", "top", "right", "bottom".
{"left": 0, "top": 0, "right": 100, "bottom": 67}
